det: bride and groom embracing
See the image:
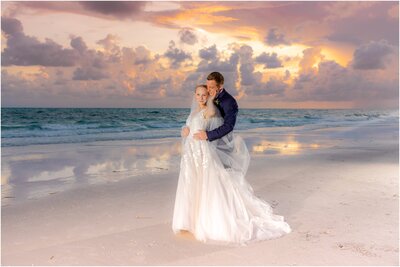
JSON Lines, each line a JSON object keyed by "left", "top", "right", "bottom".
{"left": 172, "top": 72, "right": 292, "bottom": 246}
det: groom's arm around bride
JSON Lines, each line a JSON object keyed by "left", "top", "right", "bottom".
{"left": 194, "top": 72, "right": 239, "bottom": 141}
{"left": 206, "top": 89, "right": 238, "bottom": 141}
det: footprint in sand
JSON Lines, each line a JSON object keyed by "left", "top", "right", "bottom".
{"left": 136, "top": 250, "right": 144, "bottom": 256}
{"left": 146, "top": 241, "right": 158, "bottom": 248}
{"left": 298, "top": 231, "right": 320, "bottom": 242}
{"left": 336, "top": 242, "right": 378, "bottom": 257}
{"left": 299, "top": 229, "right": 334, "bottom": 243}
{"left": 370, "top": 244, "right": 399, "bottom": 253}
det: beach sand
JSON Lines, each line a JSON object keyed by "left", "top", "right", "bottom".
{"left": 1, "top": 119, "right": 398, "bottom": 265}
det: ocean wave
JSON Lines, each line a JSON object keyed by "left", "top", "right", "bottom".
{"left": 1, "top": 108, "right": 398, "bottom": 147}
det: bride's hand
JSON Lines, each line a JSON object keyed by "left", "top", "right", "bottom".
{"left": 181, "top": 127, "right": 190, "bottom": 137}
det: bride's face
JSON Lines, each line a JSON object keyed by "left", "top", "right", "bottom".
{"left": 195, "top": 87, "right": 209, "bottom": 106}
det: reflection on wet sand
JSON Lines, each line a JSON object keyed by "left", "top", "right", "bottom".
{"left": 1, "top": 133, "right": 328, "bottom": 205}
{"left": 1, "top": 139, "right": 182, "bottom": 205}
{"left": 251, "top": 135, "right": 321, "bottom": 155}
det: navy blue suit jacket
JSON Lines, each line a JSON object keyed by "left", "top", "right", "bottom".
{"left": 206, "top": 88, "right": 238, "bottom": 142}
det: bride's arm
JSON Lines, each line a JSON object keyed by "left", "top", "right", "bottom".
{"left": 181, "top": 126, "right": 190, "bottom": 137}
{"left": 181, "top": 113, "right": 192, "bottom": 137}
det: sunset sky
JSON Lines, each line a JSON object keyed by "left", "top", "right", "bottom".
{"left": 1, "top": 1, "right": 399, "bottom": 109}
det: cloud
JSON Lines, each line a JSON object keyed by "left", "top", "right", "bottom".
{"left": 178, "top": 27, "right": 198, "bottom": 45}
{"left": 264, "top": 28, "right": 291, "bottom": 46}
{"left": 79, "top": 1, "right": 146, "bottom": 18}
{"left": 322, "top": 1, "right": 377, "bottom": 20}
{"left": 2, "top": 69, "right": 45, "bottom": 106}
{"left": 251, "top": 76, "right": 288, "bottom": 96}
{"left": 324, "top": 2, "right": 399, "bottom": 46}
{"left": 72, "top": 66, "right": 109, "bottom": 80}
{"left": 238, "top": 45, "right": 258, "bottom": 86}
{"left": 255, "top": 52, "right": 283, "bottom": 69}
{"left": 1, "top": 16, "right": 79, "bottom": 66}
{"left": 181, "top": 45, "right": 240, "bottom": 96}
{"left": 6, "top": 1, "right": 146, "bottom": 21}
{"left": 133, "top": 45, "right": 154, "bottom": 65}
{"left": 1, "top": 16, "right": 23, "bottom": 35}
{"left": 70, "top": 36, "right": 88, "bottom": 53}
{"left": 290, "top": 59, "right": 398, "bottom": 107}
{"left": 96, "top": 34, "right": 121, "bottom": 54}
{"left": 1, "top": 17, "right": 123, "bottom": 81}
{"left": 134, "top": 77, "right": 172, "bottom": 98}
{"left": 151, "top": 1, "right": 398, "bottom": 59}
{"left": 199, "top": 44, "right": 218, "bottom": 60}
{"left": 236, "top": 45, "right": 288, "bottom": 97}
{"left": 298, "top": 47, "right": 325, "bottom": 74}
{"left": 173, "top": 2, "right": 329, "bottom": 46}
{"left": 163, "top": 40, "right": 192, "bottom": 68}
{"left": 351, "top": 39, "right": 395, "bottom": 70}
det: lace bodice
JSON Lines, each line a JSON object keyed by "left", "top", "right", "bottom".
{"left": 185, "top": 109, "right": 224, "bottom": 139}
{"left": 187, "top": 109, "right": 208, "bottom": 135}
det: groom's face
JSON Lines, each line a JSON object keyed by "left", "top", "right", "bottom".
{"left": 207, "top": 80, "right": 222, "bottom": 97}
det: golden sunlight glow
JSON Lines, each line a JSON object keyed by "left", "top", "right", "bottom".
{"left": 144, "top": 1, "right": 181, "bottom": 12}
{"left": 312, "top": 62, "right": 320, "bottom": 69}
{"left": 1, "top": 164, "right": 10, "bottom": 186}
{"left": 146, "top": 152, "right": 171, "bottom": 170}
{"left": 156, "top": 5, "right": 237, "bottom": 27}
{"left": 122, "top": 80, "right": 135, "bottom": 92}
{"left": 1, "top": 32, "right": 8, "bottom": 52}
{"left": 253, "top": 139, "right": 301, "bottom": 155}
{"left": 4, "top": 66, "right": 50, "bottom": 81}
{"left": 252, "top": 136, "right": 321, "bottom": 155}
{"left": 195, "top": 27, "right": 207, "bottom": 34}
{"left": 320, "top": 47, "right": 352, "bottom": 67}
{"left": 262, "top": 43, "right": 308, "bottom": 57}
{"left": 236, "top": 65, "right": 244, "bottom": 100}
{"left": 5, "top": 66, "right": 43, "bottom": 75}
{"left": 234, "top": 26, "right": 261, "bottom": 41}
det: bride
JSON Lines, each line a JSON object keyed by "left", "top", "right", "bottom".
{"left": 172, "top": 84, "right": 292, "bottom": 246}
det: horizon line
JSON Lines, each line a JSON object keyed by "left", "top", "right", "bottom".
{"left": 1, "top": 106, "right": 398, "bottom": 111}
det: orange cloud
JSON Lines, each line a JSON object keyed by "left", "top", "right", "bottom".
{"left": 155, "top": 5, "right": 237, "bottom": 27}
{"left": 233, "top": 26, "right": 261, "bottom": 41}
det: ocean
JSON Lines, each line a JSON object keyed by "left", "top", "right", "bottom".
{"left": 1, "top": 108, "right": 398, "bottom": 147}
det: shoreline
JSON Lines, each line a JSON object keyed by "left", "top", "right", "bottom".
{"left": 1, "top": 119, "right": 399, "bottom": 265}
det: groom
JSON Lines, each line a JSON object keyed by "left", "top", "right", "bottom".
{"left": 193, "top": 72, "right": 238, "bottom": 141}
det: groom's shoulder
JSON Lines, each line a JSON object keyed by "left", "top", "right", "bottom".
{"left": 220, "top": 89, "right": 238, "bottom": 110}
{"left": 221, "top": 89, "right": 237, "bottom": 103}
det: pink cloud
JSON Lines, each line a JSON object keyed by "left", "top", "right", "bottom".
{"left": 1, "top": 16, "right": 78, "bottom": 67}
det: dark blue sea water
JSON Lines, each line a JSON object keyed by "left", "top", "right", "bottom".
{"left": 1, "top": 108, "right": 398, "bottom": 147}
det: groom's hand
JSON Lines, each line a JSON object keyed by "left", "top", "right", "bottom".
{"left": 194, "top": 130, "right": 208, "bottom": 140}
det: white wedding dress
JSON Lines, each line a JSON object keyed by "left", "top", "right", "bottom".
{"left": 172, "top": 107, "right": 292, "bottom": 246}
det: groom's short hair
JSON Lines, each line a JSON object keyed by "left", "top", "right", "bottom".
{"left": 207, "top": 72, "right": 224, "bottom": 86}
